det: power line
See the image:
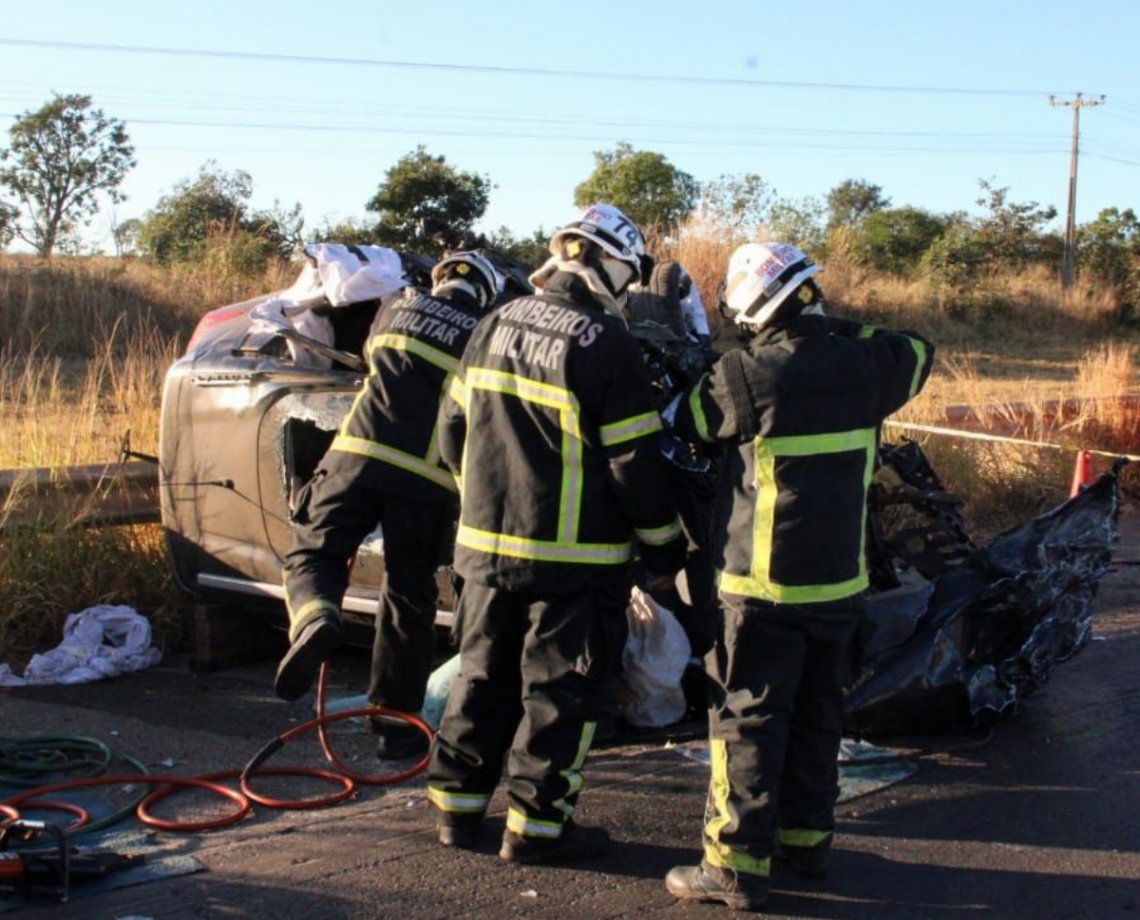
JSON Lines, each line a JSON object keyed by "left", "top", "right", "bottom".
{"left": 0, "top": 109, "right": 1069, "bottom": 156}
{"left": 0, "top": 78, "right": 1086, "bottom": 138}
{"left": 0, "top": 95, "right": 1064, "bottom": 141}
{"left": 0, "top": 36, "right": 1081, "bottom": 98}
{"left": 1085, "top": 151, "right": 1140, "bottom": 167}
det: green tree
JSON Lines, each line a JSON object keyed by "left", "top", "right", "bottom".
{"left": 826, "top": 179, "right": 890, "bottom": 231}
{"left": 920, "top": 218, "right": 986, "bottom": 298}
{"left": 573, "top": 142, "right": 699, "bottom": 232}
{"left": 111, "top": 215, "right": 142, "bottom": 257}
{"left": 366, "top": 146, "right": 491, "bottom": 253}
{"left": 1079, "top": 207, "right": 1140, "bottom": 318}
{"left": 699, "top": 172, "right": 775, "bottom": 233}
{"left": 853, "top": 206, "right": 949, "bottom": 274}
{"left": 0, "top": 93, "right": 135, "bottom": 256}
{"left": 765, "top": 196, "right": 826, "bottom": 252}
{"left": 138, "top": 162, "right": 299, "bottom": 265}
{"left": 308, "top": 216, "right": 377, "bottom": 246}
{"left": 0, "top": 200, "right": 16, "bottom": 249}
{"left": 487, "top": 225, "right": 548, "bottom": 271}
{"left": 1079, "top": 207, "right": 1140, "bottom": 278}
{"left": 973, "top": 178, "right": 1058, "bottom": 268}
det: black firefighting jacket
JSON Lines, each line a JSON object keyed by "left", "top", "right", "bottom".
{"left": 325, "top": 287, "right": 484, "bottom": 503}
{"left": 439, "top": 271, "right": 686, "bottom": 593}
{"left": 670, "top": 314, "right": 934, "bottom": 605}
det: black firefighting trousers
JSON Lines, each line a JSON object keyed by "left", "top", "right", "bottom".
{"left": 701, "top": 593, "right": 864, "bottom": 879}
{"left": 667, "top": 463, "right": 718, "bottom": 656}
{"left": 427, "top": 576, "right": 626, "bottom": 838}
{"left": 283, "top": 463, "right": 455, "bottom": 713}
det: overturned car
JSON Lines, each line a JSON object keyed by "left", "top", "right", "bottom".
{"left": 159, "top": 244, "right": 507, "bottom": 631}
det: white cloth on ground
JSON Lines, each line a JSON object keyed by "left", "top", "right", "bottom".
{"left": 0, "top": 605, "right": 162, "bottom": 687}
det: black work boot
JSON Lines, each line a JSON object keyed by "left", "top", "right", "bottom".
{"left": 499, "top": 821, "right": 610, "bottom": 864}
{"left": 665, "top": 861, "right": 768, "bottom": 912}
{"left": 774, "top": 839, "right": 830, "bottom": 878}
{"left": 374, "top": 721, "right": 430, "bottom": 761}
{"left": 438, "top": 816, "right": 482, "bottom": 850}
{"left": 274, "top": 613, "right": 342, "bottom": 701}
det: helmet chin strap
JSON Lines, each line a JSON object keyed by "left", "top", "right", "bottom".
{"left": 741, "top": 300, "right": 826, "bottom": 334}
{"left": 432, "top": 277, "right": 485, "bottom": 307}
{"left": 528, "top": 255, "right": 629, "bottom": 323}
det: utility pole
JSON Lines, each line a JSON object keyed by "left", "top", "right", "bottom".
{"left": 1049, "top": 93, "right": 1105, "bottom": 288}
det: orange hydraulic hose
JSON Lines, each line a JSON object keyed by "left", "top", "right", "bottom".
{"left": 3, "top": 774, "right": 248, "bottom": 833}
{"left": 1, "top": 661, "right": 435, "bottom": 833}
{"left": 237, "top": 662, "right": 434, "bottom": 808}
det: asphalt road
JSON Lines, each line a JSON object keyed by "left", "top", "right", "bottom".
{"left": 2, "top": 518, "right": 1139, "bottom": 919}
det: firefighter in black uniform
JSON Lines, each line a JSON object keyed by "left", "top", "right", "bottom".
{"left": 663, "top": 242, "right": 935, "bottom": 912}
{"left": 426, "top": 204, "right": 687, "bottom": 863}
{"left": 274, "top": 250, "right": 503, "bottom": 759}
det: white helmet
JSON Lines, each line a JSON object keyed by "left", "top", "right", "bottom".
{"left": 550, "top": 204, "right": 649, "bottom": 280}
{"left": 430, "top": 250, "right": 504, "bottom": 309}
{"left": 723, "top": 242, "right": 820, "bottom": 327}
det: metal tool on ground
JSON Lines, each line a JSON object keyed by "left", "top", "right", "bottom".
{"left": 0, "top": 818, "right": 144, "bottom": 903}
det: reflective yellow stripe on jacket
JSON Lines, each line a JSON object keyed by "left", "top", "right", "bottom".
{"left": 369, "top": 332, "right": 460, "bottom": 375}
{"left": 455, "top": 367, "right": 636, "bottom": 566}
{"left": 635, "top": 518, "right": 684, "bottom": 547}
{"left": 717, "top": 427, "right": 876, "bottom": 603}
{"left": 689, "top": 377, "right": 713, "bottom": 443}
{"left": 456, "top": 526, "right": 631, "bottom": 565}
{"left": 329, "top": 333, "right": 459, "bottom": 491}
{"left": 330, "top": 435, "right": 458, "bottom": 493}
{"left": 599, "top": 410, "right": 662, "bottom": 447}
{"left": 907, "top": 337, "right": 930, "bottom": 398}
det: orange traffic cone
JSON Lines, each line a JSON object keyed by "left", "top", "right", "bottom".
{"left": 1069, "top": 449, "right": 1093, "bottom": 498}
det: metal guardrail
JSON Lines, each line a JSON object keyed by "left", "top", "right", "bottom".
{"left": 0, "top": 461, "right": 159, "bottom": 532}
{"left": 938, "top": 395, "right": 1140, "bottom": 431}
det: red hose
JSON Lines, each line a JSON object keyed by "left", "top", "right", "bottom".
{"left": 313, "top": 661, "right": 433, "bottom": 787}
{"left": 1, "top": 661, "right": 435, "bottom": 833}
{"left": 0, "top": 799, "right": 88, "bottom": 832}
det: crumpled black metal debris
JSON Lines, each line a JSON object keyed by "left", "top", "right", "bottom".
{"left": 845, "top": 445, "right": 1122, "bottom": 736}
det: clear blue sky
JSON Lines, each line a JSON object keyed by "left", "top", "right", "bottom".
{"left": 3, "top": 1, "right": 1139, "bottom": 251}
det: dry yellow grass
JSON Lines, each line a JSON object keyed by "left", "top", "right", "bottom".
{"left": 0, "top": 253, "right": 291, "bottom": 468}
{"left": 0, "top": 331, "right": 179, "bottom": 469}
{"left": 893, "top": 340, "right": 1140, "bottom": 535}
{"left": 1, "top": 252, "right": 292, "bottom": 665}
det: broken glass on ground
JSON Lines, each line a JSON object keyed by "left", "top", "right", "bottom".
{"left": 674, "top": 738, "right": 917, "bottom": 802}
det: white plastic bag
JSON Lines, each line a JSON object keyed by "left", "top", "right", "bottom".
{"left": 618, "top": 587, "right": 692, "bottom": 727}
